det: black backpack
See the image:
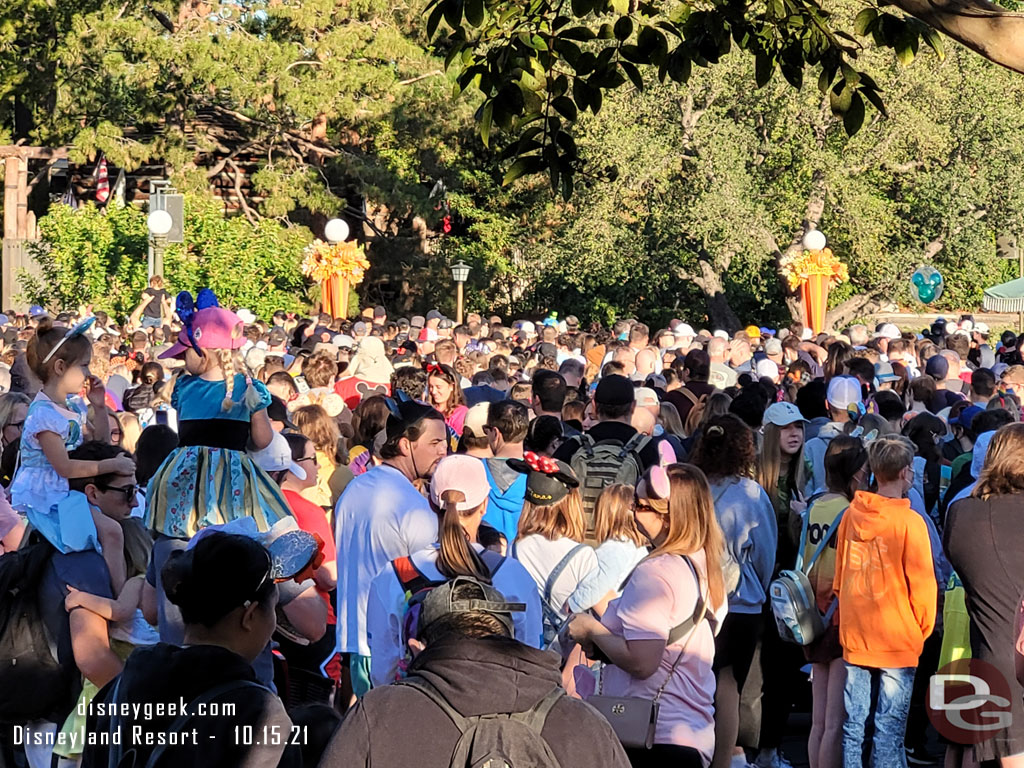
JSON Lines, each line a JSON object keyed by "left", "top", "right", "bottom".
{"left": 398, "top": 676, "right": 563, "bottom": 768}
{"left": 567, "top": 433, "right": 649, "bottom": 540}
{"left": 0, "top": 532, "right": 78, "bottom": 724}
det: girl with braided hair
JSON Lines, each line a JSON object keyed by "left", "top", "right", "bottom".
{"left": 143, "top": 289, "right": 293, "bottom": 542}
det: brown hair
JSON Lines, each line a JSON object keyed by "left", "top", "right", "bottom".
{"left": 647, "top": 464, "right": 726, "bottom": 612}
{"left": 757, "top": 421, "right": 806, "bottom": 504}
{"left": 292, "top": 404, "right": 341, "bottom": 464}
{"left": 517, "top": 489, "right": 586, "bottom": 542}
{"left": 26, "top": 318, "right": 93, "bottom": 382}
{"left": 427, "top": 363, "right": 466, "bottom": 416}
{"left": 149, "top": 275, "right": 165, "bottom": 289}
{"left": 973, "top": 424, "right": 1024, "bottom": 500}
{"left": 302, "top": 353, "right": 339, "bottom": 389}
{"left": 691, "top": 414, "right": 756, "bottom": 481}
{"left": 594, "top": 484, "right": 645, "bottom": 546}
{"left": 435, "top": 490, "right": 491, "bottom": 581}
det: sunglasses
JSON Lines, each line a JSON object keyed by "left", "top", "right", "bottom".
{"left": 243, "top": 551, "right": 275, "bottom": 609}
{"left": 98, "top": 483, "right": 139, "bottom": 502}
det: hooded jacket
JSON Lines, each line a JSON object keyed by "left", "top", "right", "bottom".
{"left": 320, "top": 637, "right": 630, "bottom": 768}
{"left": 832, "top": 491, "right": 937, "bottom": 668}
{"left": 81, "top": 643, "right": 299, "bottom": 768}
{"left": 804, "top": 421, "right": 846, "bottom": 496}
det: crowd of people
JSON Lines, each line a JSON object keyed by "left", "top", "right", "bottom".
{"left": 2, "top": 279, "right": 1024, "bottom": 768}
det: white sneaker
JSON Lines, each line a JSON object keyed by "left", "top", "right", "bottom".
{"left": 754, "top": 749, "right": 795, "bottom": 768}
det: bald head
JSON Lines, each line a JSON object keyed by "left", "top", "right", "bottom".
{"left": 635, "top": 347, "right": 658, "bottom": 377}
{"left": 631, "top": 407, "right": 656, "bottom": 436}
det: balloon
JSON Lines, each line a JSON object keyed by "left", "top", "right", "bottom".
{"left": 324, "top": 218, "right": 350, "bottom": 243}
{"left": 802, "top": 229, "right": 826, "bottom": 251}
{"left": 911, "top": 266, "right": 944, "bottom": 304}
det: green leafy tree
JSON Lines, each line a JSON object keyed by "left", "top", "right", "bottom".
{"left": 21, "top": 195, "right": 309, "bottom": 318}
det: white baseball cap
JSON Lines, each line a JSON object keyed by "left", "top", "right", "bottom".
{"left": 250, "top": 431, "right": 306, "bottom": 480}
{"left": 673, "top": 323, "right": 696, "bottom": 338}
{"left": 874, "top": 323, "right": 900, "bottom": 340}
{"left": 755, "top": 359, "right": 780, "bottom": 380}
{"left": 763, "top": 402, "right": 808, "bottom": 427}
{"left": 974, "top": 322, "right": 990, "bottom": 335}
{"left": 713, "top": 330, "right": 729, "bottom": 340}
{"left": 826, "top": 376, "right": 862, "bottom": 410}
{"left": 634, "top": 387, "right": 660, "bottom": 408}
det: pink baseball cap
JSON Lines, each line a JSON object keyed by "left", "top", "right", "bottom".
{"left": 429, "top": 455, "right": 491, "bottom": 511}
{"left": 159, "top": 306, "right": 246, "bottom": 359}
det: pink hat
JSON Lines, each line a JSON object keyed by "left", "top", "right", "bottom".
{"left": 159, "top": 306, "right": 246, "bottom": 360}
{"left": 429, "top": 455, "right": 490, "bottom": 511}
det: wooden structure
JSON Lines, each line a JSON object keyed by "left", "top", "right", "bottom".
{"left": 2, "top": 145, "right": 69, "bottom": 310}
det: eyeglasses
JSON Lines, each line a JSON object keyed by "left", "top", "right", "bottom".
{"left": 5, "top": 421, "right": 23, "bottom": 431}
{"left": 98, "top": 483, "right": 139, "bottom": 502}
{"left": 634, "top": 500, "right": 655, "bottom": 513}
{"left": 243, "top": 550, "right": 275, "bottom": 609}
{"left": 297, "top": 454, "right": 318, "bottom": 465}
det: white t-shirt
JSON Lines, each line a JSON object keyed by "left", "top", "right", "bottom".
{"left": 365, "top": 544, "right": 543, "bottom": 687}
{"left": 513, "top": 534, "right": 598, "bottom": 621}
{"left": 335, "top": 464, "right": 438, "bottom": 655}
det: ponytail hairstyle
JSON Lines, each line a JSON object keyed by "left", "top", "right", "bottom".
{"left": 26, "top": 317, "right": 93, "bottom": 383}
{"left": 435, "top": 489, "right": 491, "bottom": 582}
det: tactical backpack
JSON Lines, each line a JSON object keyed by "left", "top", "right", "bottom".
{"left": 567, "top": 433, "right": 649, "bottom": 539}
{"left": 398, "top": 676, "right": 564, "bottom": 768}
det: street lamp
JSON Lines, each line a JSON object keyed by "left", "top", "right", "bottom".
{"left": 147, "top": 209, "right": 173, "bottom": 279}
{"left": 324, "top": 218, "right": 350, "bottom": 243}
{"left": 802, "top": 228, "right": 826, "bottom": 251}
{"left": 450, "top": 260, "right": 470, "bottom": 325}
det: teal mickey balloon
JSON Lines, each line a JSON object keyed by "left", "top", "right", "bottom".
{"left": 911, "top": 266, "right": 944, "bottom": 304}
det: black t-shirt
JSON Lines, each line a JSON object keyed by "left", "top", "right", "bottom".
{"left": 142, "top": 288, "right": 169, "bottom": 318}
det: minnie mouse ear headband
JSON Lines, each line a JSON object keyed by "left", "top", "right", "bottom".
{"left": 507, "top": 451, "right": 579, "bottom": 506}
{"left": 635, "top": 465, "right": 671, "bottom": 513}
{"left": 41, "top": 316, "right": 96, "bottom": 365}
{"left": 159, "top": 289, "right": 245, "bottom": 359}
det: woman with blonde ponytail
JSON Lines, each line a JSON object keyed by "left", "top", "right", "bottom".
{"left": 568, "top": 463, "right": 728, "bottom": 768}
{"left": 365, "top": 454, "right": 542, "bottom": 687}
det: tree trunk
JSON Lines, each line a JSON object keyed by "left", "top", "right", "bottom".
{"left": 891, "top": 0, "right": 1024, "bottom": 76}
{"left": 694, "top": 260, "right": 742, "bottom": 332}
{"left": 824, "top": 294, "right": 884, "bottom": 331}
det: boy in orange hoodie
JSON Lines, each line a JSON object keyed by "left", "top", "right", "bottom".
{"left": 833, "top": 435, "right": 937, "bottom": 768}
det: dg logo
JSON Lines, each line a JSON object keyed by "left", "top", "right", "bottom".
{"left": 611, "top": 704, "right": 626, "bottom": 716}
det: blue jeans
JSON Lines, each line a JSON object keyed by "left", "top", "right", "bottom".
{"left": 843, "top": 663, "right": 916, "bottom": 768}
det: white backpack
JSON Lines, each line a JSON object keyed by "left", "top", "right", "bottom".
{"left": 768, "top": 506, "right": 844, "bottom": 646}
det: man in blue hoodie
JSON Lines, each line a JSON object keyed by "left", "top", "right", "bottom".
{"left": 805, "top": 377, "right": 861, "bottom": 496}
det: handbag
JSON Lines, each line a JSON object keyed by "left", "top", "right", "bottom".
{"left": 587, "top": 555, "right": 709, "bottom": 749}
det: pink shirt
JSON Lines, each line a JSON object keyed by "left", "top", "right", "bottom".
{"left": 600, "top": 551, "right": 726, "bottom": 763}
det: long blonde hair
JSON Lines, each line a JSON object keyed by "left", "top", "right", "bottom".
{"left": 757, "top": 421, "right": 805, "bottom": 504}
{"left": 594, "top": 484, "right": 645, "bottom": 546}
{"left": 517, "top": 489, "right": 586, "bottom": 542}
{"left": 217, "top": 348, "right": 240, "bottom": 411}
{"left": 647, "top": 464, "right": 726, "bottom": 612}
{"left": 973, "top": 423, "right": 1024, "bottom": 500}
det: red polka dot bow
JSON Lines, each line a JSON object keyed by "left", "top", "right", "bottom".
{"left": 524, "top": 451, "right": 560, "bottom": 474}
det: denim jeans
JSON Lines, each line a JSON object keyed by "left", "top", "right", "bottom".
{"left": 842, "top": 663, "right": 916, "bottom": 768}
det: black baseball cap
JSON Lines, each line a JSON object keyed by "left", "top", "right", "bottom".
{"left": 417, "top": 576, "right": 525, "bottom": 639}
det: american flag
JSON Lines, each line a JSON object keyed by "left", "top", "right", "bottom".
{"left": 94, "top": 156, "right": 109, "bottom": 204}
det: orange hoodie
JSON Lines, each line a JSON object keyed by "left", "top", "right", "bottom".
{"left": 832, "top": 490, "right": 937, "bottom": 668}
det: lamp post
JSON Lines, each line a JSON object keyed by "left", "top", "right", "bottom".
{"left": 450, "top": 260, "right": 470, "bottom": 325}
{"left": 147, "top": 210, "right": 173, "bottom": 279}
{"left": 324, "top": 218, "right": 351, "bottom": 318}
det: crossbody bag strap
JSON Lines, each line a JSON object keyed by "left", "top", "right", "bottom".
{"left": 653, "top": 555, "right": 709, "bottom": 703}
{"left": 802, "top": 508, "right": 846, "bottom": 576}
{"left": 106, "top": 678, "right": 124, "bottom": 768}
{"left": 543, "top": 543, "right": 587, "bottom": 608}
{"left": 794, "top": 492, "right": 827, "bottom": 571}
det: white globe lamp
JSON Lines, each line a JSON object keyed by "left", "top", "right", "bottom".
{"left": 802, "top": 229, "right": 827, "bottom": 251}
{"left": 324, "top": 218, "right": 350, "bottom": 243}
{"left": 147, "top": 209, "right": 173, "bottom": 237}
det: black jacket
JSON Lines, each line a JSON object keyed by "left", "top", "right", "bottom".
{"left": 320, "top": 637, "right": 629, "bottom": 768}
{"left": 82, "top": 643, "right": 300, "bottom": 768}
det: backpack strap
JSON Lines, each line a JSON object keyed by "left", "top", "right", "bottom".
{"left": 677, "top": 387, "right": 700, "bottom": 407}
{"left": 794, "top": 492, "right": 828, "bottom": 571}
{"left": 480, "top": 548, "right": 507, "bottom": 578}
{"left": 396, "top": 676, "right": 470, "bottom": 733}
{"left": 543, "top": 544, "right": 587, "bottom": 609}
{"left": 510, "top": 685, "right": 564, "bottom": 732}
{"left": 618, "top": 432, "right": 650, "bottom": 461}
{"left": 801, "top": 508, "right": 846, "bottom": 576}
{"left": 578, "top": 432, "right": 596, "bottom": 459}
{"left": 393, "top": 556, "right": 435, "bottom": 596}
